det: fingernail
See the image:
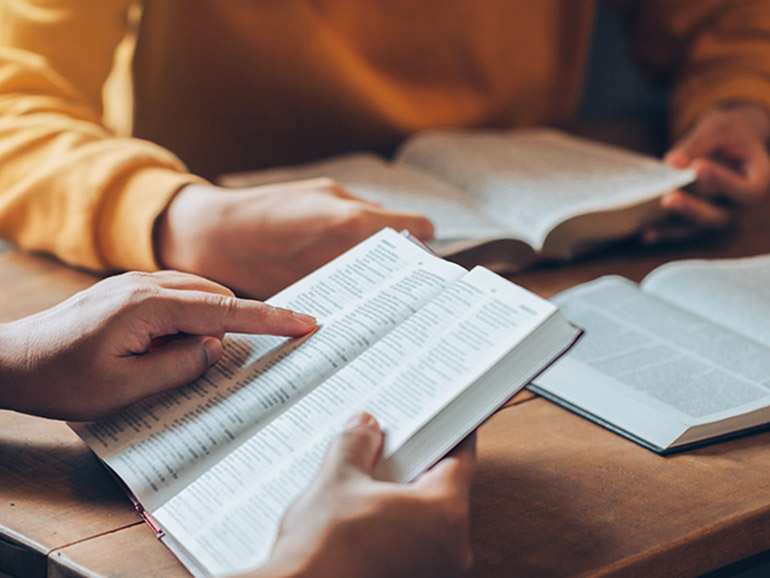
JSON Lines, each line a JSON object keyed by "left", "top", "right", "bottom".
{"left": 201, "top": 337, "right": 221, "bottom": 366}
{"left": 665, "top": 151, "right": 689, "bottom": 168}
{"left": 345, "top": 412, "right": 376, "bottom": 429}
{"left": 292, "top": 311, "right": 317, "bottom": 327}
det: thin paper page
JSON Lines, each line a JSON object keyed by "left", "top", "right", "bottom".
{"left": 221, "top": 153, "right": 504, "bottom": 240}
{"left": 641, "top": 255, "right": 770, "bottom": 348}
{"left": 153, "top": 268, "right": 554, "bottom": 576}
{"left": 73, "top": 229, "right": 465, "bottom": 510}
{"left": 361, "top": 266, "right": 554, "bottom": 457}
{"left": 397, "top": 128, "right": 695, "bottom": 249}
{"left": 535, "top": 277, "right": 770, "bottom": 446}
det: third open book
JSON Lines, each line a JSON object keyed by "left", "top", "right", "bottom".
{"left": 532, "top": 254, "right": 770, "bottom": 453}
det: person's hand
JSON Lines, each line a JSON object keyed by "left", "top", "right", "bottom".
{"left": 156, "top": 179, "right": 435, "bottom": 298}
{"left": 645, "top": 103, "right": 770, "bottom": 243}
{"left": 0, "top": 271, "right": 316, "bottom": 421}
{"left": 248, "top": 413, "right": 475, "bottom": 578}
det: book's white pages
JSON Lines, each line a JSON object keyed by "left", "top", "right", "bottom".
{"left": 220, "top": 152, "right": 506, "bottom": 241}
{"left": 641, "top": 255, "right": 770, "bottom": 348}
{"left": 532, "top": 256, "right": 770, "bottom": 452}
{"left": 73, "top": 228, "right": 579, "bottom": 576}
{"left": 222, "top": 129, "right": 694, "bottom": 262}
{"left": 396, "top": 128, "right": 695, "bottom": 251}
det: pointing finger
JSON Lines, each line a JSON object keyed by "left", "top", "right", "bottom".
{"left": 140, "top": 291, "right": 317, "bottom": 339}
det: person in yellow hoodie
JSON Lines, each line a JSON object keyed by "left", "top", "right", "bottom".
{"left": 0, "top": 270, "right": 475, "bottom": 578}
{"left": 0, "top": 1, "right": 769, "bottom": 298}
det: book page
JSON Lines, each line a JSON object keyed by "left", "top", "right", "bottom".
{"left": 220, "top": 153, "right": 505, "bottom": 240}
{"left": 152, "top": 267, "right": 558, "bottom": 576}
{"left": 641, "top": 254, "right": 770, "bottom": 348}
{"left": 533, "top": 277, "right": 770, "bottom": 449}
{"left": 73, "top": 229, "right": 466, "bottom": 511}
{"left": 396, "top": 128, "right": 695, "bottom": 250}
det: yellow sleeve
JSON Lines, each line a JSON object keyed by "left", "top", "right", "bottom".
{"left": 0, "top": 0, "right": 205, "bottom": 272}
{"left": 617, "top": 0, "right": 770, "bottom": 138}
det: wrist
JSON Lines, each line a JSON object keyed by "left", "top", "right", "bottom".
{"left": 154, "top": 184, "right": 222, "bottom": 273}
{"left": 0, "top": 321, "right": 31, "bottom": 413}
{"left": 720, "top": 102, "right": 770, "bottom": 143}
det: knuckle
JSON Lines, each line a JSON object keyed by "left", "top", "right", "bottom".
{"left": 336, "top": 427, "right": 376, "bottom": 455}
{"left": 332, "top": 204, "right": 373, "bottom": 238}
{"left": 116, "top": 272, "right": 162, "bottom": 304}
{"left": 118, "top": 270, "right": 156, "bottom": 285}
{"left": 212, "top": 293, "right": 240, "bottom": 320}
{"left": 314, "top": 177, "right": 337, "bottom": 189}
{"left": 308, "top": 177, "right": 346, "bottom": 195}
{"left": 705, "top": 111, "right": 732, "bottom": 134}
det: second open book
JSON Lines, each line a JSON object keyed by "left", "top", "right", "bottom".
{"left": 71, "top": 228, "right": 579, "bottom": 577}
{"left": 533, "top": 254, "right": 770, "bottom": 453}
{"left": 222, "top": 128, "right": 694, "bottom": 271}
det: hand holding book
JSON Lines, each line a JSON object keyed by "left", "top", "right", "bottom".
{"left": 245, "top": 414, "right": 475, "bottom": 578}
{"left": 652, "top": 103, "right": 770, "bottom": 243}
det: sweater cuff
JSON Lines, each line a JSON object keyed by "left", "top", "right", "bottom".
{"left": 97, "top": 168, "right": 208, "bottom": 272}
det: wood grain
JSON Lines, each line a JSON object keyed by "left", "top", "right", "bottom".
{"left": 0, "top": 252, "right": 97, "bottom": 322}
{"left": 48, "top": 524, "right": 188, "bottom": 578}
{"left": 471, "top": 399, "right": 770, "bottom": 578}
{"left": 0, "top": 410, "right": 141, "bottom": 578}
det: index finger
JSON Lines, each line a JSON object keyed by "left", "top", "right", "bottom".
{"left": 142, "top": 290, "right": 318, "bottom": 339}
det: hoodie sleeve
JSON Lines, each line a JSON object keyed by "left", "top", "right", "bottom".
{"left": 615, "top": 0, "right": 770, "bottom": 138}
{"left": 0, "top": 0, "right": 206, "bottom": 272}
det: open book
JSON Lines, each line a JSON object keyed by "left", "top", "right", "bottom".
{"left": 222, "top": 128, "right": 695, "bottom": 272}
{"left": 72, "top": 228, "right": 580, "bottom": 577}
{"left": 531, "top": 254, "right": 770, "bottom": 454}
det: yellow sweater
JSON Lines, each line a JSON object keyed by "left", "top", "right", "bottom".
{"left": 1, "top": 0, "right": 769, "bottom": 273}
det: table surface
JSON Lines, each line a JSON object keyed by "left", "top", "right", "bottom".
{"left": 3, "top": 192, "right": 770, "bottom": 578}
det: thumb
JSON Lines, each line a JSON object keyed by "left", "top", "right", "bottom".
{"left": 121, "top": 335, "right": 221, "bottom": 403}
{"left": 321, "top": 413, "right": 384, "bottom": 482}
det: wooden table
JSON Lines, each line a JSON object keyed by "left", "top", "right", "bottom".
{"left": 3, "top": 195, "right": 770, "bottom": 577}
